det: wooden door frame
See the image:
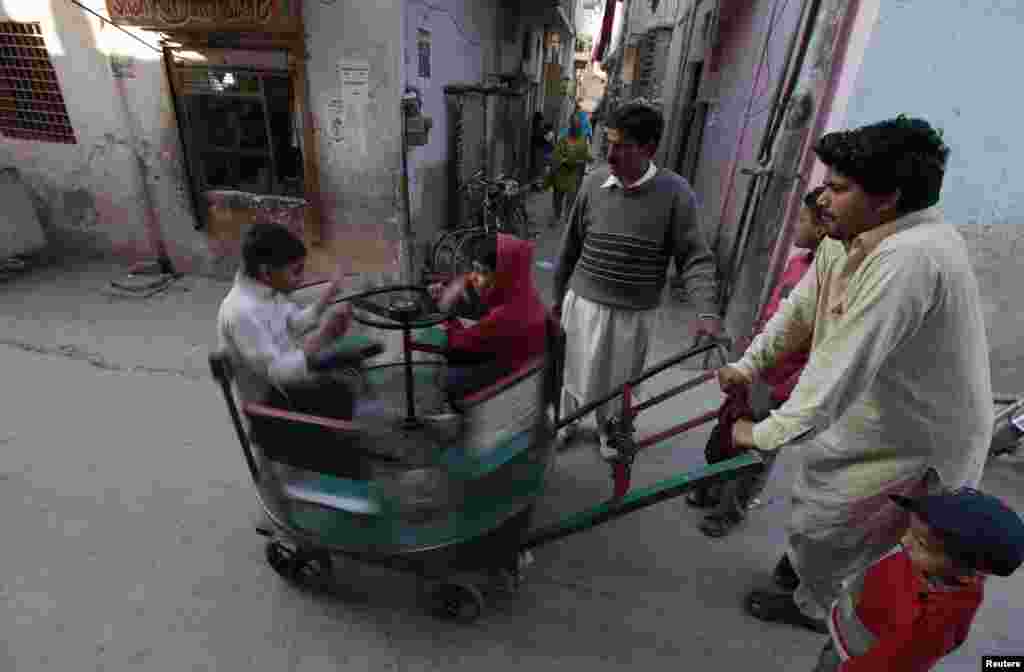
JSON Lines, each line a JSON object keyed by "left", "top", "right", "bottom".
{"left": 159, "top": 30, "right": 322, "bottom": 243}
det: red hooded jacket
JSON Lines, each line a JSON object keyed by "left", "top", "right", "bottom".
{"left": 445, "top": 234, "right": 548, "bottom": 372}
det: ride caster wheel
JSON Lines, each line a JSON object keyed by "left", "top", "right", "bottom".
{"left": 430, "top": 581, "right": 485, "bottom": 624}
{"left": 265, "top": 541, "right": 333, "bottom": 592}
{"left": 489, "top": 568, "right": 522, "bottom": 595}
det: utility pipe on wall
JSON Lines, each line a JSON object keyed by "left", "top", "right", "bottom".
{"left": 753, "top": 0, "right": 862, "bottom": 325}
{"left": 400, "top": 87, "right": 423, "bottom": 285}
{"left": 710, "top": 0, "right": 784, "bottom": 269}
{"left": 717, "top": 0, "right": 818, "bottom": 314}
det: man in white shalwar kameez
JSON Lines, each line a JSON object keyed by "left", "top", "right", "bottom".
{"left": 552, "top": 102, "right": 723, "bottom": 459}
{"left": 722, "top": 117, "right": 994, "bottom": 632}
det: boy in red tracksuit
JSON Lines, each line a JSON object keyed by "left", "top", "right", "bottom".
{"left": 688, "top": 187, "right": 828, "bottom": 538}
{"left": 428, "top": 233, "right": 548, "bottom": 404}
{"left": 813, "top": 486, "right": 1024, "bottom": 671}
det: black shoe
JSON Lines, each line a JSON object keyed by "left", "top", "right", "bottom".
{"left": 698, "top": 510, "right": 743, "bottom": 538}
{"left": 773, "top": 554, "right": 801, "bottom": 592}
{"left": 685, "top": 486, "right": 720, "bottom": 509}
{"left": 745, "top": 590, "right": 827, "bottom": 634}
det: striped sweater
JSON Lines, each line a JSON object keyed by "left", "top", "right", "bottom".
{"left": 552, "top": 165, "right": 719, "bottom": 313}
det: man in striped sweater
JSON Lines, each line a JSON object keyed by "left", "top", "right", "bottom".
{"left": 552, "top": 102, "right": 723, "bottom": 459}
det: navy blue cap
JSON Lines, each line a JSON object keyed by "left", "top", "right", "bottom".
{"left": 891, "top": 488, "right": 1024, "bottom": 577}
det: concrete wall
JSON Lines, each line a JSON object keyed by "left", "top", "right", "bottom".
{"left": 0, "top": 0, "right": 204, "bottom": 271}
{"left": 827, "top": 0, "right": 1024, "bottom": 394}
{"left": 687, "top": 0, "right": 803, "bottom": 261}
{"left": 402, "top": 0, "right": 510, "bottom": 269}
{"left": 305, "top": 0, "right": 405, "bottom": 282}
{"left": 0, "top": 0, "right": 410, "bottom": 280}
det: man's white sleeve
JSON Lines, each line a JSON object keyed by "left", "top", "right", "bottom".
{"left": 751, "top": 249, "right": 935, "bottom": 452}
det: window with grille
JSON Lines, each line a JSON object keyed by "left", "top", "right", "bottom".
{"left": 0, "top": 21, "right": 75, "bottom": 144}
{"left": 174, "top": 65, "right": 302, "bottom": 197}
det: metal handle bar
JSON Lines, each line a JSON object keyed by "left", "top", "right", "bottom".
{"left": 553, "top": 340, "right": 730, "bottom": 431}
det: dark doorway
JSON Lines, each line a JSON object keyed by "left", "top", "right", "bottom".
{"left": 674, "top": 60, "right": 706, "bottom": 184}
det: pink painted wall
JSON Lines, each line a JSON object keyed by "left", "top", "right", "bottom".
{"left": 690, "top": 0, "right": 804, "bottom": 258}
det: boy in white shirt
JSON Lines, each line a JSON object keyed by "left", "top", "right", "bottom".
{"left": 217, "top": 222, "right": 356, "bottom": 421}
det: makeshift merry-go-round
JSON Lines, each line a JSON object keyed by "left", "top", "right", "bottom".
{"left": 209, "top": 283, "right": 763, "bottom": 623}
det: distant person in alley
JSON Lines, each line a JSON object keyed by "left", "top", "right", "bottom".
{"left": 547, "top": 113, "right": 593, "bottom": 228}
{"left": 721, "top": 116, "right": 994, "bottom": 633}
{"left": 552, "top": 101, "right": 723, "bottom": 460}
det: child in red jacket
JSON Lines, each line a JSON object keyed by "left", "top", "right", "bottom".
{"left": 428, "top": 233, "right": 548, "bottom": 404}
{"left": 813, "top": 486, "right": 1024, "bottom": 672}
{"left": 689, "top": 187, "right": 828, "bottom": 538}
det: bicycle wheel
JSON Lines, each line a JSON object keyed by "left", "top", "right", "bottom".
{"left": 452, "top": 228, "right": 489, "bottom": 277}
{"left": 431, "top": 229, "right": 464, "bottom": 276}
{"left": 509, "top": 204, "right": 532, "bottom": 239}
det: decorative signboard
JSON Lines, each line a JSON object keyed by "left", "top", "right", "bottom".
{"left": 106, "top": 0, "right": 300, "bottom": 32}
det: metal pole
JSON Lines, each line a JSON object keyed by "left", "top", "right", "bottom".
{"left": 724, "top": 0, "right": 851, "bottom": 354}
{"left": 400, "top": 93, "right": 415, "bottom": 284}
{"left": 553, "top": 340, "right": 723, "bottom": 430}
{"left": 402, "top": 327, "right": 417, "bottom": 425}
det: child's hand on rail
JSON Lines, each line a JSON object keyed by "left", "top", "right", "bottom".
{"left": 717, "top": 364, "right": 752, "bottom": 396}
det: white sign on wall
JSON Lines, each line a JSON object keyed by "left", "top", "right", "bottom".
{"left": 335, "top": 59, "right": 371, "bottom": 158}
{"left": 325, "top": 98, "right": 345, "bottom": 144}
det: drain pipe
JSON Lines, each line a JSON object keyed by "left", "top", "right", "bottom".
{"left": 711, "top": 0, "right": 783, "bottom": 262}
{"left": 717, "top": 0, "right": 817, "bottom": 313}
{"left": 400, "top": 89, "right": 416, "bottom": 285}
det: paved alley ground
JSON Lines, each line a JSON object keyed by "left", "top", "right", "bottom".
{"left": 1, "top": 190, "right": 1022, "bottom": 671}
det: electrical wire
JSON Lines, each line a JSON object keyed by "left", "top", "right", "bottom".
{"left": 64, "top": 0, "right": 164, "bottom": 55}
{"left": 745, "top": 0, "right": 798, "bottom": 120}
{"left": 746, "top": 0, "right": 796, "bottom": 120}
{"left": 407, "top": 0, "right": 483, "bottom": 48}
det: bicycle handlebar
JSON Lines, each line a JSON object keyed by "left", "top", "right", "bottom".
{"left": 461, "top": 170, "right": 520, "bottom": 190}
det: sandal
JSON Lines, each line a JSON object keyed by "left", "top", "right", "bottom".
{"left": 744, "top": 590, "right": 827, "bottom": 634}
{"left": 698, "top": 511, "right": 743, "bottom": 538}
{"left": 773, "top": 554, "right": 801, "bottom": 592}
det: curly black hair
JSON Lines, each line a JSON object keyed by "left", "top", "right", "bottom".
{"left": 813, "top": 115, "right": 950, "bottom": 213}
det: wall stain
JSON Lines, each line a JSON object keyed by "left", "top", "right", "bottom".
{"left": 63, "top": 189, "right": 97, "bottom": 230}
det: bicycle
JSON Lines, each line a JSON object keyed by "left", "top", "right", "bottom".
{"left": 430, "top": 169, "right": 533, "bottom": 279}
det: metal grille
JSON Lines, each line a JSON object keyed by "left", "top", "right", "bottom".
{"left": 0, "top": 22, "right": 75, "bottom": 144}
